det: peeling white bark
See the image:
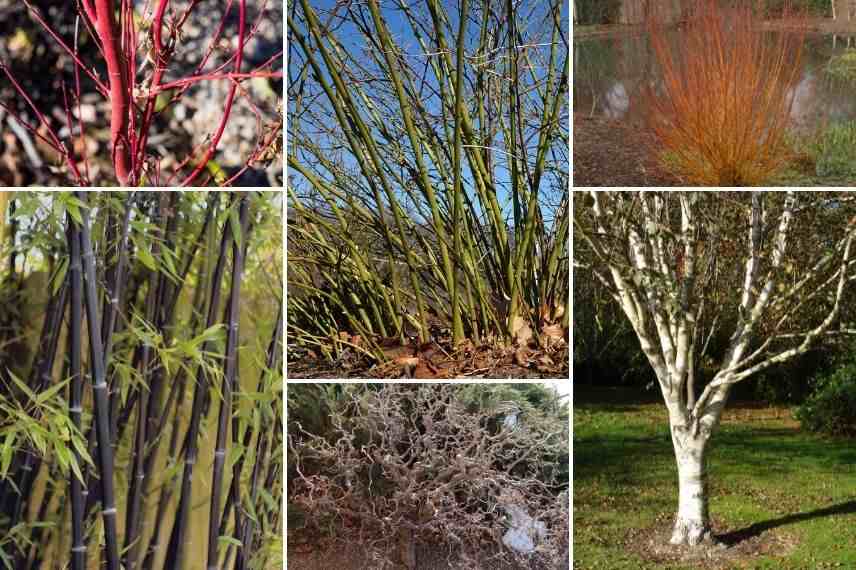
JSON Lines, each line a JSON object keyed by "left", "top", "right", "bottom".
{"left": 576, "top": 191, "right": 856, "bottom": 548}
{"left": 670, "top": 424, "right": 711, "bottom": 545}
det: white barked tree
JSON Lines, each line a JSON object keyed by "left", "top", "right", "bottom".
{"left": 575, "top": 191, "right": 856, "bottom": 546}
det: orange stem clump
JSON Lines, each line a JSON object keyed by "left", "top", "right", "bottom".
{"left": 643, "top": 0, "right": 805, "bottom": 186}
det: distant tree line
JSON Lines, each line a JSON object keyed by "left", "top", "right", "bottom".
{"left": 574, "top": 0, "right": 833, "bottom": 26}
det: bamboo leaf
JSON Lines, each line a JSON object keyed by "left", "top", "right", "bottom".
{"left": 50, "top": 257, "right": 69, "bottom": 295}
{"left": 136, "top": 241, "right": 159, "bottom": 272}
{"left": 7, "top": 369, "right": 35, "bottom": 402}
{"left": 229, "top": 205, "right": 243, "bottom": 248}
{"left": 35, "top": 378, "right": 70, "bottom": 406}
{"left": 0, "top": 432, "right": 14, "bottom": 476}
{"left": 218, "top": 536, "right": 242, "bottom": 547}
{"left": 63, "top": 197, "right": 84, "bottom": 226}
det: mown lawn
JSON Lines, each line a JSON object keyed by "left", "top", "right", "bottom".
{"left": 574, "top": 389, "right": 856, "bottom": 569}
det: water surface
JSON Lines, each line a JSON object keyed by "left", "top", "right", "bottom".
{"left": 573, "top": 32, "right": 856, "bottom": 132}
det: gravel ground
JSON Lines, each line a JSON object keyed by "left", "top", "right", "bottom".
{"left": 153, "top": 0, "right": 283, "bottom": 170}
{"left": 0, "top": 0, "right": 282, "bottom": 185}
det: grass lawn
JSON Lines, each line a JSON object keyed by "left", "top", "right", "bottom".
{"left": 574, "top": 388, "right": 856, "bottom": 569}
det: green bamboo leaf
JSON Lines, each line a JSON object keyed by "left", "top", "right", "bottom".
{"left": 218, "top": 536, "right": 242, "bottom": 547}
{"left": 49, "top": 257, "right": 68, "bottom": 295}
{"left": 70, "top": 432, "right": 94, "bottom": 468}
{"left": 54, "top": 442, "right": 70, "bottom": 472}
{"left": 193, "top": 324, "right": 225, "bottom": 348}
{"left": 35, "top": 378, "right": 69, "bottom": 406}
{"left": 30, "top": 431, "right": 46, "bottom": 456}
{"left": 0, "top": 432, "right": 15, "bottom": 476}
{"left": 7, "top": 370, "right": 35, "bottom": 402}
{"left": 63, "top": 196, "right": 84, "bottom": 225}
{"left": 136, "top": 242, "right": 159, "bottom": 272}
{"left": 160, "top": 246, "right": 181, "bottom": 283}
{"left": 229, "top": 205, "right": 243, "bottom": 248}
{"left": 244, "top": 495, "right": 259, "bottom": 524}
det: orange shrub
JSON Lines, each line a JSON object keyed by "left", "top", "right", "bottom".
{"left": 642, "top": 0, "right": 805, "bottom": 186}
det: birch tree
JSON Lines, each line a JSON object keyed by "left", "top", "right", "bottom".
{"left": 574, "top": 191, "right": 856, "bottom": 546}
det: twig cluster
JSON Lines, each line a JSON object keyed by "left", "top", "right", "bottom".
{"left": 289, "top": 384, "right": 569, "bottom": 568}
{"left": 0, "top": 1, "right": 283, "bottom": 186}
{"left": 288, "top": 0, "right": 569, "bottom": 355}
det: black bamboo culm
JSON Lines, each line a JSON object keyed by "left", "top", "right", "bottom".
{"left": 67, "top": 218, "right": 86, "bottom": 570}
{"left": 74, "top": 192, "right": 120, "bottom": 570}
{"left": 235, "top": 302, "right": 283, "bottom": 570}
{"left": 81, "top": 193, "right": 134, "bottom": 522}
{"left": 123, "top": 201, "right": 163, "bottom": 570}
{"left": 207, "top": 194, "right": 249, "bottom": 570}
{"left": 102, "top": 192, "right": 134, "bottom": 368}
{"left": 164, "top": 195, "right": 238, "bottom": 570}
{"left": 4, "top": 293, "right": 67, "bottom": 570}
{"left": 218, "top": 227, "right": 257, "bottom": 566}
{"left": 5, "top": 279, "right": 68, "bottom": 570}
{"left": 1, "top": 192, "right": 281, "bottom": 570}
{"left": 2, "top": 281, "right": 66, "bottom": 510}
{"left": 142, "top": 200, "right": 220, "bottom": 570}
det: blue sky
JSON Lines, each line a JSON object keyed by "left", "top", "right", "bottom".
{"left": 288, "top": 0, "right": 569, "bottom": 227}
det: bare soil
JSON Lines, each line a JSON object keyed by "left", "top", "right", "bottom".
{"left": 572, "top": 113, "right": 681, "bottom": 187}
{"left": 623, "top": 519, "right": 798, "bottom": 570}
{"left": 287, "top": 338, "right": 569, "bottom": 380}
{"left": 572, "top": 113, "right": 855, "bottom": 188}
{"left": 288, "top": 532, "right": 565, "bottom": 570}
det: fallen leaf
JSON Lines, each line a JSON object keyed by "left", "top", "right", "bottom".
{"left": 510, "top": 315, "right": 533, "bottom": 346}
{"left": 514, "top": 347, "right": 530, "bottom": 367}
{"left": 417, "top": 341, "right": 438, "bottom": 361}
{"left": 541, "top": 324, "right": 565, "bottom": 346}
{"left": 535, "top": 354, "right": 555, "bottom": 372}
{"left": 379, "top": 336, "right": 401, "bottom": 347}
{"left": 413, "top": 361, "right": 438, "bottom": 379}
{"left": 383, "top": 345, "right": 413, "bottom": 360}
{"left": 394, "top": 356, "right": 420, "bottom": 378}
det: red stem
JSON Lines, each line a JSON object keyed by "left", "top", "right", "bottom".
{"left": 133, "top": 0, "right": 171, "bottom": 168}
{"left": 178, "top": 0, "right": 247, "bottom": 186}
{"left": 79, "top": 0, "right": 98, "bottom": 30}
{"left": 152, "top": 70, "right": 282, "bottom": 93}
{"left": 94, "top": 0, "right": 132, "bottom": 184}
{"left": 0, "top": 66, "right": 83, "bottom": 183}
{"left": 22, "top": 0, "right": 108, "bottom": 96}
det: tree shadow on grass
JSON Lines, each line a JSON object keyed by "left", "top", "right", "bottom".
{"left": 719, "top": 500, "right": 856, "bottom": 546}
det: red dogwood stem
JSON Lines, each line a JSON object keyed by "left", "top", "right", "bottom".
{"left": 94, "top": 0, "right": 132, "bottom": 185}
{"left": 179, "top": 0, "right": 246, "bottom": 186}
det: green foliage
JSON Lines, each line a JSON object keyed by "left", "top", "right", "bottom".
{"left": 456, "top": 382, "right": 568, "bottom": 418}
{"left": 0, "top": 191, "right": 283, "bottom": 570}
{"left": 0, "top": 371, "right": 92, "bottom": 483}
{"left": 796, "top": 355, "right": 856, "bottom": 436}
{"left": 764, "top": 0, "right": 831, "bottom": 16}
{"left": 811, "top": 121, "right": 856, "bottom": 179}
{"left": 825, "top": 48, "right": 856, "bottom": 82}
{"left": 575, "top": 0, "right": 622, "bottom": 25}
{"left": 744, "top": 350, "right": 830, "bottom": 404}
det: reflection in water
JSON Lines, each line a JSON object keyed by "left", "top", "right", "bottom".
{"left": 574, "top": 33, "right": 856, "bottom": 132}
{"left": 604, "top": 83, "right": 630, "bottom": 118}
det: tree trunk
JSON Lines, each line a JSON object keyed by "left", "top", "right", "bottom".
{"left": 670, "top": 431, "right": 713, "bottom": 546}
